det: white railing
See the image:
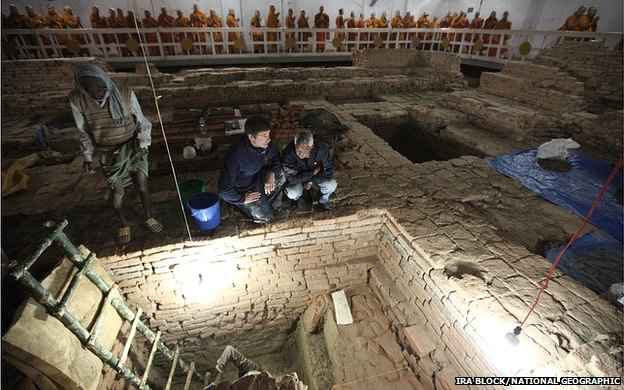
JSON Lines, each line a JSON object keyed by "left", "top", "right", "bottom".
{"left": 2, "top": 27, "right": 622, "bottom": 64}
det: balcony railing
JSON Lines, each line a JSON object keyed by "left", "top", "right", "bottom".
{"left": 2, "top": 26, "right": 622, "bottom": 65}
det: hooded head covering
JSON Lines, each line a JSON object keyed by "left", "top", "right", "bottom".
{"left": 74, "top": 62, "right": 130, "bottom": 127}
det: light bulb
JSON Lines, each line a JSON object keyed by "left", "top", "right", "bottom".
{"left": 504, "top": 326, "right": 522, "bottom": 347}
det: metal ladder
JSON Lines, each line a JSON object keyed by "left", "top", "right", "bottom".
{"left": 6, "top": 220, "right": 210, "bottom": 390}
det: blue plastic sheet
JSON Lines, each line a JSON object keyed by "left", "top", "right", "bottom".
{"left": 545, "top": 231, "right": 622, "bottom": 295}
{"left": 487, "top": 150, "right": 623, "bottom": 242}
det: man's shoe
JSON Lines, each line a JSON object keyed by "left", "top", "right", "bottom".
{"left": 319, "top": 201, "right": 334, "bottom": 211}
{"left": 273, "top": 207, "right": 290, "bottom": 219}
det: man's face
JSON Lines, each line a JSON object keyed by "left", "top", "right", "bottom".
{"left": 248, "top": 130, "right": 271, "bottom": 149}
{"left": 295, "top": 144, "right": 312, "bottom": 159}
{"left": 86, "top": 85, "right": 107, "bottom": 100}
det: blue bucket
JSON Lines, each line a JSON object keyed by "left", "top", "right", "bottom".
{"left": 187, "top": 192, "right": 221, "bottom": 230}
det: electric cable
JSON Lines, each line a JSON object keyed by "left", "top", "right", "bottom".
{"left": 127, "top": 1, "right": 193, "bottom": 241}
{"left": 519, "top": 154, "right": 623, "bottom": 328}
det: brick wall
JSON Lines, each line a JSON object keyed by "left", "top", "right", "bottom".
{"left": 353, "top": 49, "right": 465, "bottom": 89}
{"left": 479, "top": 62, "right": 586, "bottom": 113}
{"left": 534, "top": 41, "right": 623, "bottom": 113}
{"left": 371, "top": 211, "right": 623, "bottom": 384}
{"left": 1, "top": 52, "right": 463, "bottom": 117}
{"left": 101, "top": 210, "right": 383, "bottom": 374}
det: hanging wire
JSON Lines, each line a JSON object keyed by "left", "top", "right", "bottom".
{"left": 520, "top": 154, "right": 623, "bottom": 328}
{"left": 127, "top": 1, "right": 193, "bottom": 242}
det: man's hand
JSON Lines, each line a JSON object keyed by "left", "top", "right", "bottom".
{"left": 313, "top": 166, "right": 321, "bottom": 176}
{"left": 264, "top": 171, "right": 276, "bottom": 195}
{"left": 244, "top": 192, "right": 261, "bottom": 204}
{"left": 83, "top": 161, "right": 96, "bottom": 175}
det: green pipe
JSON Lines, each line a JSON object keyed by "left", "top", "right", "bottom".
{"left": 50, "top": 221, "right": 88, "bottom": 264}
{"left": 9, "top": 220, "right": 69, "bottom": 279}
{"left": 14, "top": 220, "right": 203, "bottom": 385}
{"left": 14, "top": 271, "right": 149, "bottom": 389}
{"left": 55, "top": 252, "right": 96, "bottom": 318}
{"left": 48, "top": 220, "right": 203, "bottom": 383}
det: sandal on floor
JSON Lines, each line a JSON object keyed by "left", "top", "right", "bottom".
{"left": 144, "top": 217, "right": 163, "bottom": 233}
{"left": 118, "top": 226, "right": 131, "bottom": 244}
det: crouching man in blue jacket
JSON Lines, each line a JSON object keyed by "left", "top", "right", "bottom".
{"left": 282, "top": 130, "right": 337, "bottom": 211}
{"left": 218, "top": 116, "right": 288, "bottom": 223}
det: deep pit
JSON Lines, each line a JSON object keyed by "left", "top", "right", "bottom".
{"left": 2, "top": 46, "right": 622, "bottom": 389}
{"left": 363, "top": 118, "right": 485, "bottom": 163}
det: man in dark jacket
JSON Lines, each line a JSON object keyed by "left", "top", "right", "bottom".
{"left": 282, "top": 130, "right": 337, "bottom": 210}
{"left": 218, "top": 116, "right": 287, "bottom": 223}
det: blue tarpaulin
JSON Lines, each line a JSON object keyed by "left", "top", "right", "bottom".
{"left": 545, "top": 231, "right": 622, "bottom": 295}
{"left": 487, "top": 149, "right": 623, "bottom": 242}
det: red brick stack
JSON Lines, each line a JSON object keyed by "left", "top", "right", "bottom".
{"left": 270, "top": 104, "right": 312, "bottom": 141}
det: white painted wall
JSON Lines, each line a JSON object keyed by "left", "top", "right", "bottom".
{"left": 3, "top": 0, "right": 622, "bottom": 32}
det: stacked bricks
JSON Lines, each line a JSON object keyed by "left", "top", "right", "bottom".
{"left": 479, "top": 61, "right": 586, "bottom": 113}
{"left": 101, "top": 210, "right": 384, "bottom": 375}
{"left": 270, "top": 104, "right": 310, "bottom": 142}
{"left": 4, "top": 45, "right": 622, "bottom": 385}
{"left": 372, "top": 212, "right": 623, "bottom": 384}
{"left": 440, "top": 41, "right": 622, "bottom": 159}
{"left": 440, "top": 90, "right": 562, "bottom": 142}
{"left": 294, "top": 102, "right": 621, "bottom": 381}
{"left": 0, "top": 57, "right": 108, "bottom": 115}
{"left": 533, "top": 41, "right": 623, "bottom": 159}
{"left": 352, "top": 49, "right": 466, "bottom": 90}
{"left": 533, "top": 41, "right": 623, "bottom": 113}
{"left": 1, "top": 51, "right": 466, "bottom": 117}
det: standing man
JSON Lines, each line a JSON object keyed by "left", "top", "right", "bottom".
{"left": 45, "top": 4, "right": 65, "bottom": 28}
{"left": 282, "top": 131, "right": 337, "bottom": 211}
{"left": 158, "top": 6, "right": 176, "bottom": 55}
{"left": 266, "top": 4, "right": 280, "bottom": 52}
{"left": 314, "top": 6, "right": 329, "bottom": 52}
{"left": 297, "top": 9, "right": 311, "bottom": 49}
{"left": 250, "top": 9, "right": 263, "bottom": 53}
{"left": 285, "top": 8, "right": 295, "bottom": 40}
{"left": 218, "top": 116, "right": 288, "bottom": 223}
{"left": 69, "top": 63, "right": 162, "bottom": 244}
{"left": 226, "top": 8, "right": 242, "bottom": 52}
{"left": 174, "top": 9, "right": 192, "bottom": 53}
